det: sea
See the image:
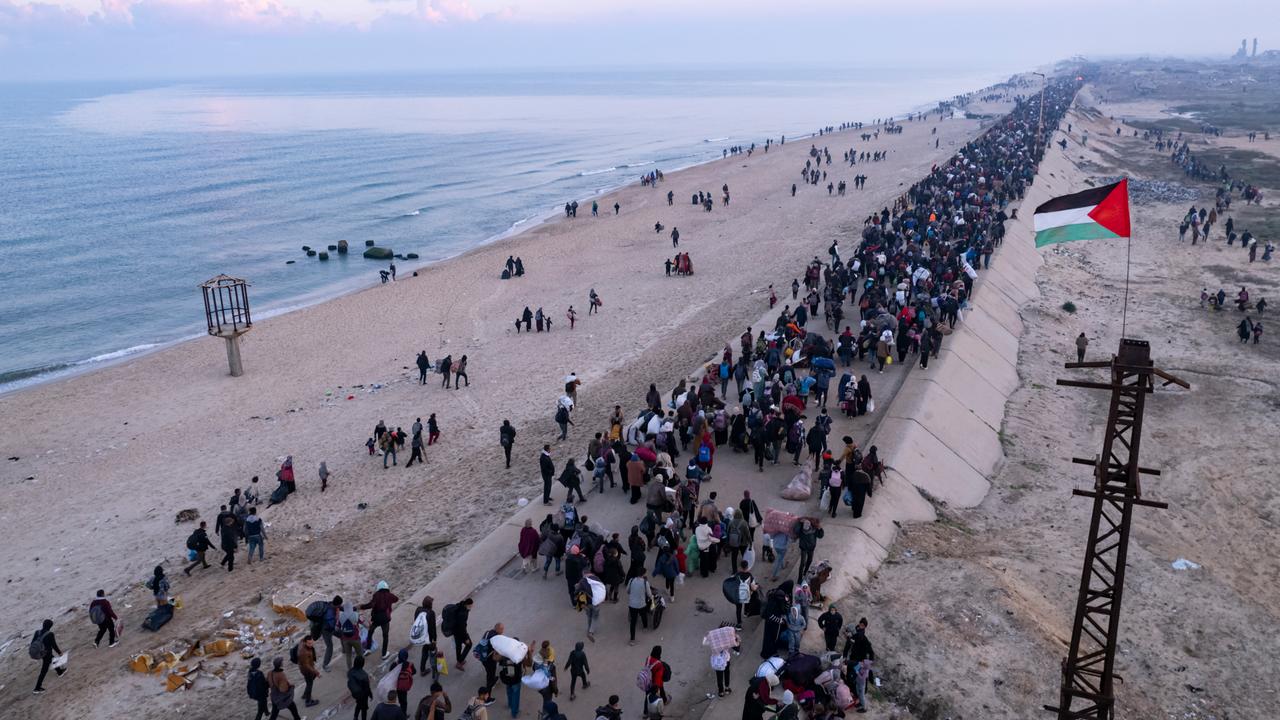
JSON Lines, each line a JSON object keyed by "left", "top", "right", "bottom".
{"left": 0, "top": 66, "right": 1016, "bottom": 392}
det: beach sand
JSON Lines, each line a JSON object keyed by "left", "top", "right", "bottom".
{"left": 851, "top": 86, "right": 1280, "bottom": 718}
{"left": 0, "top": 94, "right": 1006, "bottom": 717}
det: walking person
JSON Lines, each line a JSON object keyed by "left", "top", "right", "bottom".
{"left": 1075, "top": 332, "right": 1088, "bottom": 363}
{"left": 626, "top": 567, "right": 653, "bottom": 645}
{"left": 360, "top": 581, "right": 400, "bottom": 660}
{"left": 348, "top": 656, "right": 374, "bottom": 720}
{"left": 567, "top": 306, "right": 578, "bottom": 329}
{"left": 408, "top": 430, "right": 426, "bottom": 467}
{"left": 298, "top": 636, "right": 321, "bottom": 708}
{"left": 417, "top": 351, "right": 431, "bottom": 385}
{"left": 413, "top": 597, "right": 440, "bottom": 680}
{"left": 454, "top": 356, "right": 469, "bottom": 389}
{"left": 519, "top": 519, "right": 541, "bottom": 573}
{"left": 440, "top": 355, "right": 453, "bottom": 388}
{"left": 381, "top": 430, "right": 398, "bottom": 468}
{"left": 499, "top": 420, "right": 517, "bottom": 468}
{"left": 703, "top": 622, "right": 740, "bottom": 697}
{"left": 267, "top": 657, "right": 302, "bottom": 720}
{"left": 565, "top": 641, "right": 591, "bottom": 700}
{"left": 248, "top": 657, "right": 270, "bottom": 720}
{"left": 219, "top": 514, "right": 241, "bottom": 572}
{"left": 183, "top": 521, "right": 213, "bottom": 576}
{"left": 559, "top": 459, "right": 586, "bottom": 503}
{"left": 428, "top": 413, "right": 441, "bottom": 445}
{"left": 30, "top": 619, "right": 64, "bottom": 695}
{"left": 794, "top": 518, "right": 824, "bottom": 582}
{"left": 242, "top": 506, "right": 266, "bottom": 564}
{"left": 89, "top": 589, "right": 119, "bottom": 648}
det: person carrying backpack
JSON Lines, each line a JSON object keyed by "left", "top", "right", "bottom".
{"left": 390, "top": 648, "right": 417, "bottom": 713}
{"left": 30, "top": 619, "right": 63, "bottom": 695}
{"left": 89, "top": 589, "right": 119, "bottom": 648}
{"left": 460, "top": 686, "right": 493, "bottom": 720}
{"left": 182, "top": 521, "right": 213, "bottom": 576}
{"left": 441, "top": 598, "right": 474, "bottom": 670}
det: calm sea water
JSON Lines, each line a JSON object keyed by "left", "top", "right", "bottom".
{"left": 0, "top": 67, "right": 1013, "bottom": 391}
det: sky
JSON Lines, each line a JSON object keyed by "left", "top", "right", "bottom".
{"left": 1, "top": 0, "right": 1277, "bottom": 81}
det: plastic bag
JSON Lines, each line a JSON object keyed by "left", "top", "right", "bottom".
{"left": 522, "top": 667, "right": 551, "bottom": 690}
{"left": 676, "top": 572, "right": 685, "bottom": 586}
{"left": 743, "top": 548, "right": 755, "bottom": 571}
{"left": 867, "top": 398, "right": 875, "bottom": 413}
{"left": 50, "top": 653, "right": 69, "bottom": 670}
{"left": 436, "top": 655, "right": 449, "bottom": 676}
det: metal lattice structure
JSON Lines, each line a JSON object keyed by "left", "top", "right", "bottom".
{"left": 200, "top": 275, "right": 252, "bottom": 376}
{"left": 1045, "top": 338, "right": 1188, "bottom": 719}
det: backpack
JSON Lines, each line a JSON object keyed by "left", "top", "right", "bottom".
{"left": 338, "top": 615, "right": 358, "bottom": 639}
{"left": 635, "top": 665, "right": 652, "bottom": 692}
{"left": 28, "top": 630, "right": 46, "bottom": 660}
{"left": 727, "top": 524, "right": 742, "bottom": 548}
{"left": 697, "top": 444, "right": 711, "bottom": 463}
{"left": 555, "top": 406, "right": 570, "bottom": 424}
{"left": 89, "top": 603, "right": 107, "bottom": 626}
{"left": 561, "top": 504, "right": 578, "bottom": 530}
{"left": 289, "top": 642, "right": 300, "bottom": 665}
{"left": 409, "top": 612, "right": 430, "bottom": 645}
{"left": 440, "top": 604, "right": 458, "bottom": 638}
{"left": 186, "top": 532, "right": 201, "bottom": 551}
{"left": 305, "top": 600, "right": 330, "bottom": 623}
{"left": 472, "top": 637, "right": 491, "bottom": 662}
{"left": 738, "top": 579, "right": 751, "bottom": 604}
{"left": 397, "top": 662, "right": 415, "bottom": 692}
{"left": 247, "top": 670, "right": 268, "bottom": 700}
{"left": 459, "top": 704, "right": 481, "bottom": 720}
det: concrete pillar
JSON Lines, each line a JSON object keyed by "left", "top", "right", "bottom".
{"left": 225, "top": 335, "right": 244, "bottom": 377}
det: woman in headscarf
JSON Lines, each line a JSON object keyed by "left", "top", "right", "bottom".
{"left": 760, "top": 580, "right": 794, "bottom": 658}
{"left": 279, "top": 456, "right": 296, "bottom": 494}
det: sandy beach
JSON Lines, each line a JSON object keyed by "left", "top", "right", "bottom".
{"left": 0, "top": 82, "right": 1012, "bottom": 716}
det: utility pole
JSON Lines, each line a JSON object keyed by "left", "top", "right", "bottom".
{"left": 1045, "top": 339, "right": 1188, "bottom": 719}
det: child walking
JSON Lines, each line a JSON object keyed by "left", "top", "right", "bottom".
{"left": 563, "top": 641, "right": 590, "bottom": 701}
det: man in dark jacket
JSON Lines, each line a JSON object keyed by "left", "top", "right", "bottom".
{"left": 32, "top": 619, "right": 63, "bottom": 694}
{"left": 219, "top": 515, "right": 242, "bottom": 572}
{"left": 499, "top": 421, "right": 517, "bottom": 468}
{"left": 563, "top": 546, "right": 588, "bottom": 606}
{"left": 452, "top": 598, "right": 474, "bottom": 670}
{"left": 183, "top": 521, "right": 213, "bottom": 576}
{"left": 247, "top": 657, "right": 269, "bottom": 720}
{"left": 372, "top": 689, "right": 407, "bottom": 720}
{"left": 417, "top": 351, "right": 431, "bottom": 385}
{"left": 595, "top": 695, "right": 623, "bottom": 720}
{"left": 361, "top": 583, "right": 399, "bottom": 659}
{"left": 793, "top": 518, "right": 824, "bottom": 581}
{"left": 347, "top": 656, "right": 373, "bottom": 720}
{"left": 739, "top": 490, "right": 763, "bottom": 543}
{"left": 539, "top": 446, "right": 555, "bottom": 505}
{"left": 817, "top": 606, "right": 844, "bottom": 652}
{"left": 90, "top": 589, "right": 119, "bottom": 648}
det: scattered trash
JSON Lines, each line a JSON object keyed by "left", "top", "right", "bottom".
{"left": 174, "top": 509, "right": 200, "bottom": 524}
{"left": 1171, "top": 558, "right": 1201, "bottom": 570}
{"left": 517, "top": 498, "right": 530, "bottom": 507}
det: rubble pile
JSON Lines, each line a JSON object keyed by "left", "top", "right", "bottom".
{"left": 1095, "top": 176, "right": 1201, "bottom": 205}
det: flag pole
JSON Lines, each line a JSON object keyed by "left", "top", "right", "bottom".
{"left": 1122, "top": 235, "right": 1132, "bottom": 337}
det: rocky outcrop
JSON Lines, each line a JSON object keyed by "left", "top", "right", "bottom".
{"left": 363, "top": 246, "right": 394, "bottom": 260}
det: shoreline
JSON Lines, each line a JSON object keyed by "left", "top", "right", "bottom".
{"left": 0, "top": 74, "right": 1010, "bottom": 397}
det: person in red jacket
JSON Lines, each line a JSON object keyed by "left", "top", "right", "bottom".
{"left": 90, "top": 589, "right": 119, "bottom": 648}
{"left": 360, "top": 581, "right": 399, "bottom": 659}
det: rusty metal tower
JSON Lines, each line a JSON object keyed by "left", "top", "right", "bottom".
{"left": 1045, "top": 338, "right": 1188, "bottom": 719}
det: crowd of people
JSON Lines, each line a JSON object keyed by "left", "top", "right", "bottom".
{"left": 25, "top": 74, "right": 1080, "bottom": 720}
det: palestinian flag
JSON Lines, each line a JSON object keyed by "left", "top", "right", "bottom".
{"left": 1033, "top": 179, "right": 1131, "bottom": 247}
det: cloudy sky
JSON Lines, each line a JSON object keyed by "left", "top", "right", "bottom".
{"left": 1, "top": 0, "right": 1275, "bottom": 81}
